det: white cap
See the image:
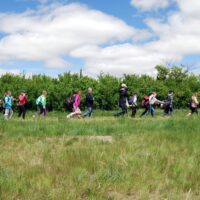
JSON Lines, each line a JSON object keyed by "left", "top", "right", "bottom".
{"left": 121, "top": 83, "right": 127, "bottom": 88}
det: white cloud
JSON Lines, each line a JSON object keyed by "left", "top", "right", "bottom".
{"left": 0, "top": 1, "right": 200, "bottom": 77}
{"left": 130, "top": 0, "right": 173, "bottom": 11}
{"left": 0, "top": 3, "right": 142, "bottom": 69}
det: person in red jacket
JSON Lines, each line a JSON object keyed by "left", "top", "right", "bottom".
{"left": 18, "top": 91, "right": 28, "bottom": 119}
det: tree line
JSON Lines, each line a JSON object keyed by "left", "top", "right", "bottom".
{"left": 0, "top": 65, "right": 199, "bottom": 111}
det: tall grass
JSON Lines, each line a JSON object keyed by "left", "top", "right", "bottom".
{"left": 0, "top": 110, "right": 200, "bottom": 199}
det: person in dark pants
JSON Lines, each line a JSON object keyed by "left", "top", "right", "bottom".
{"left": 163, "top": 91, "right": 174, "bottom": 116}
{"left": 18, "top": 91, "right": 28, "bottom": 119}
{"left": 83, "top": 88, "right": 94, "bottom": 118}
{"left": 140, "top": 95, "right": 150, "bottom": 117}
{"left": 0, "top": 99, "right": 5, "bottom": 114}
{"left": 114, "top": 83, "right": 129, "bottom": 117}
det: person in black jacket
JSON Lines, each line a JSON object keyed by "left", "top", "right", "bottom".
{"left": 0, "top": 99, "right": 5, "bottom": 114}
{"left": 83, "top": 88, "right": 94, "bottom": 118}
{"left": 163, "top": 91, "right": 174, "bottom": 116}
{"left": 114, "top": 83, "right": 129, "bottom": 117}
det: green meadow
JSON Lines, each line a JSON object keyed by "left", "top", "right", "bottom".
{"left": 0, "top": 110, "right": 200, "bottom": 199}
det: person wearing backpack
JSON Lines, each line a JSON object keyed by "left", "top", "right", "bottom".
{"left": 65, "top": 93, "right": 76, "bottom": 112}
{"left": 18, "top": 91, "right": 28, "bottom": 119}
{"left": 140, "top": 95, "right": 150, "bottom": 117}
{"left": 67, "top": 90, "right": 82, "bottom": 119}
{"left": 187, "top": 93, "right": 199, "bottom": 116}
{"left": 114, "top": 83, "right": 129, "bottom": 117}
{"left": 83, "top": 88, "right": 94, "bottom": 118}
{"left": 129, "top": 93, "right": 138, "bottom": 118}
{"left": 163, "top": 91, "right": 174, "bottom": 116}
{"left": 36, "top": 90, "right": 48, "bottom": 117}
{"left": 145, "top": 92, "right": 163, "bottom": 117}
{"left": 0, "top": 99, "right": 5, "bottom": 114}
{"left": 4, "top": 91, "right": 14, "bottom": 120}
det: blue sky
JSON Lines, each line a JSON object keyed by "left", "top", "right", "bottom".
{"left": 0, "top": 0, "right": 199, "bottom": 76}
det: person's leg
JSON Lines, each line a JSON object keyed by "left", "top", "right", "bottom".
{"left": 22, "top": 106, "right": 26, "bottom": 119}
{"left": 169, "top": 106, "right": 174, "bottom": 116}
{"left": 141, "top": 107, "right": 148, "bottom": 117}
{"left": 4, "top": 109, "right": 9, "bottom": 120}
{"left": 163, "top": 105, "right": 169, "bottom": 116}
{"left": 7, "top": 109, "right": 13, "bottom": 119}
{"left": 114, "top": 105, "right": 124, "bottom": 117}
{"left": 131, "top": 106, "right": 136, "bottom": 117}
{"left": 150, "top": 105, "right": 155, "bottom": 117}
{"left": 18, "top": 106, "right": 22, "bottom": 118}
{"left": 191, "top": 107, "right": 195, "bottom": 115}
{"left": 83, "top": 107, "right": 90, "bottom": 117}
{"left": 88, "top": 107, "right": 93, "bottom": 117}
{"left": 43, "top": 108, "right": 47, "bottom": 117}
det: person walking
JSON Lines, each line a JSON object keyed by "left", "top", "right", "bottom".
{"left": 36, "top": 90, "right": 48, "bottom": 117}
{"left": 114, "top": 83, "right": 129, "bottom": 117}
{"left": 187, "top": 93, "right": 199, "bottom": 116}
{"left": 163, "top": 91, "right": 174, "bottom": 116}
{"left": 4, "top": 91, "right": 14, "bottom": 120}
{"left": 0, "top": 99, "right": 4, "bottom": 114}
{"left": 129, "top": 93, "right": 138, "bottom": 118}
{"left": 83, "top": 88, "right": 94, "bottom": 118}
{"left": 140, "top": 95, "right": 150, "bottom": 117}
{"left": 67, "top": 90, "right": 82, "bottom": 119}
{"left": 145, "top": 92, "right": 163, "bottom": 117}
{"left": 18, "top": 91, "right": 28, "bottom": 119}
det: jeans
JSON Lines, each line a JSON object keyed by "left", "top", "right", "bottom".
{"left": 114, "top": 104, "right": 127, "bottom": 117}
{"left": 4, "top": 108, "right": 13, "bottom": 120}
{"left": 83, "top": 107, "right": 93, "bottom": 118}
{"left": 145, "top": 105, "right": 155, "bottom": 117}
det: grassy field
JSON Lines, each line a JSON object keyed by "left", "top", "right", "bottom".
{"left": 1, "top": 110, "right": 200, "bottom": 199}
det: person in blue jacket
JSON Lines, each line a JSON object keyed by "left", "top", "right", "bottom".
{"left": 4, "top": 91, "right": 14, "bottom": 120}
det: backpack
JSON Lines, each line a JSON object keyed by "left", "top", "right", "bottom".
{"left": 65, "top": 95, "right": 75, "bottom": 110}
{"left": 128, "top": 97, "right": 134, "bottom": 105}
{"left": 141, "top": 96, "right": 149, "bottom": 108}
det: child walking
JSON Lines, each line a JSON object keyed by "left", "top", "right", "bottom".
{"left": 67, "top": 91, "right": 82, "bottom": 119}
{"left": 36, "top": 90, "right": 48, "bottom": 117}
{"left": 129, "top": 93, "right": 138, "bottom": 118}
{"left": 4, "top": 91, "right": 14, "bottom": 120}
{"left": 83, "top": 88, "right": 94, "bottom": 118}
{"left": 18, "top": 91, "right": 28, "bottom": 119}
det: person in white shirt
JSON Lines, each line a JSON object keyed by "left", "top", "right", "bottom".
{"left": 146, "top": 92, "right": 163, "bottom": 117}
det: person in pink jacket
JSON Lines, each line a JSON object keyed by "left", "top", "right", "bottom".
{"left": 67, "top": 91, "right": 82, "bottom": 119}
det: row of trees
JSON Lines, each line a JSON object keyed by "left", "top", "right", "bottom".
{"left": 0, "top": 65, "right": 199, "bottom": 111}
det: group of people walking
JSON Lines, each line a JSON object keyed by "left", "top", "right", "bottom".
{"left": 0, "top": 90, "right": 48, "bottom": 120}
{"left": 0, "top": 83, "right": 199, "bottom": 120}
{"left": 0, "top": 88, "right": 94, "bottom": 120}
{"left": 114, "top": 83, "right": 199, "bottom": 118}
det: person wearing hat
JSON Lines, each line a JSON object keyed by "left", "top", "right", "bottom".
{"left": 18, "top": 91, "right": 28, "bottom": 119}
{"left": 114, "top": 83, "right": 129, "bottom": 117}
